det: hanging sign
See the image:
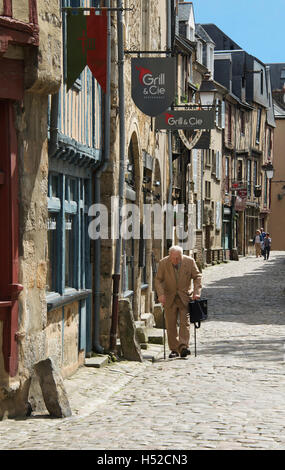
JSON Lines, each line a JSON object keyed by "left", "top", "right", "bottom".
{"left": 131, "top": 57, "right": 176, "bottom": 116}
{"left": 193, "top": 131, "right": 210, "bottom": 149}
{"left": 178, "top": 129, "right": 203, "bottom": 150}
{"left": 66, "top": 9, "right": 107, "bottom": 93}
{"left": 155, "top": 110, "right": 215, "bottom": 130}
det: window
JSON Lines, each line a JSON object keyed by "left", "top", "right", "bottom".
{"left": 281, "top": 69, "right": 285, "bottom": 87}
{"left": 215, "top": 151, "right": 221, "bottom": 180}
{"left": 247, "top": 160, "right": 252, "bottom": 198}
{"left": 47, "top": 174, "right": 60, "bottom": 292}
{"left": 256, "top": 108, "right": 261, "bottom": 144}
{"left": 237, "top": 160, "right": 243, "bottom": 182}
{"left": 240, "top": 110, "right": 245, "bottom": 135}
{"left": 211, "top": 150, "right": 216, "bottom": 175}
{"left": 207, "top": 46, "right": 214, "bottom": 76}
{"left": 197, "top": 41, "right": 203, "bottom": 64}
{"left": 216, "top": 99, "right": 222, "bottom": 128}
{"left": 260, "top": 70, "right": 264, "bottom": 95}
{"left": 267, "top": 128, "right": 272, "bottom": 159}
{"left": 205, "top": 149, "right": 211, "bottom": 167}
{"left": 225, "top": 157, "right": 230, "bottom": 193}
{"left": 264, "top": 174, "right": 268, "bottom": 206}
{"left": 253, "top": 161, "right": 257, "bottom": 188}
{"left": 205, "top": 181, "right": 211, "bottom": 199}
{"left": 227, "top": 103, "right": 232, "bottom": 144}
{"left": 47, "top": 172, "right": 91, "bottom": 294}
{"left": 64, "top": 177, "right": 77, "bottom": 289}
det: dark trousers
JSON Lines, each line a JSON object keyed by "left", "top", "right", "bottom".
{"left": 264, "top": 247, "right": 270, "bottom": 259}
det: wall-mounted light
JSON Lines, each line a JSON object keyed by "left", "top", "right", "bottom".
{"left": 262, "top": 162, "right": 274, "bottom": 179}
{"left": 198, "top": 73, "right": 218, "bottom": 107}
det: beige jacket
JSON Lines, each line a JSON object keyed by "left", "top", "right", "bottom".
{"left": 155, "top": 255, "right": 202, "bottom": 308}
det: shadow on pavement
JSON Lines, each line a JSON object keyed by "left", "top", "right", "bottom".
{"left": 199, "top": 337, "right": 284, "bottom": 363}
{"left": 202, "top": 253, "right": 285, "bottom": 326}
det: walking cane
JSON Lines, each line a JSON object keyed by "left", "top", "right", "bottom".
{"left": 194, "top": 324, "right": 197, "bottom": 357}
{"left": 163, "top": 307, "right": 166, "bottom": 360}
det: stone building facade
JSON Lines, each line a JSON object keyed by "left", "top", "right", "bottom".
{"left": 0, "top": 0, "right": 61, "bottom": 418}
{"left": 202, "top": 24, "right": 275, "bottom": 258}
{"left": 99, "top": 0, "right": 170, "bottom": 351}
{"left": 267, "top": 63, "right": 285, "bottom": 249}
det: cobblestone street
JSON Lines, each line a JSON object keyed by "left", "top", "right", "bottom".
{"left": 1, "top": 253, "right": 285, "bottom": 450}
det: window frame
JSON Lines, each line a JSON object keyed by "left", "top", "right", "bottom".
{"left": 47, "top": 171, "right": 91, "bottom": 296}
{"left": 247, "top": 159, "right": 252, "bottom": 199}
{"left": 256, "top": 108, "right": 262, "bottom": 144}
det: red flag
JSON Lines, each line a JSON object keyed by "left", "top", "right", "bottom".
{"left": 86, "top": 9, "right": 107, "bottom": 93}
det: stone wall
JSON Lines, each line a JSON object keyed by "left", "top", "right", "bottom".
{"left": 25, "top": 0, "right": 62, "bottom": 94}
{"left": 0, "top": 0, "right": 62, "bottom": 418}
{"left": 99, "top": 0, "right": 168, "bottom": 350}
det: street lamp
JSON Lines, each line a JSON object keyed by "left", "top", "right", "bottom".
{"left": 198, "top": 73, "right": 218, "bottom": 107}
{"left": 262, "top": 162, "right": 274, "bottom": 180}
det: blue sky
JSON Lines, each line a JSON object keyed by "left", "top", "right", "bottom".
{"left": 192, "top": 0, "right": 284, "bottom": 64}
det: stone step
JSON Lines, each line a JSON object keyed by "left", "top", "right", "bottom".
{"left": 141, "top": 343, "right": 164, "bottom": 362}
{"left": 147, "top": 327, "right": 165, "bottom": 345}
{"left": 140, "top": 313, "right": 156, "bottom": 328}
{"left": 135, "top": 325, "right": 148, "bottom": 344}
{"left": 85, "top": 355, "right": 109, "bottom": 368}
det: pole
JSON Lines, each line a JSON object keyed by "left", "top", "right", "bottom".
{"left": 163, "top": 308, "right": 166, "bottom": 360}
{"left": 93, "top": 0, "right": 111, "bottom": 354}
{"left": 194, "top": 325, "right": 197, "bottom": 357}
{"left": 110, "top": 0, "right": 125, "bottom": 352}
{"left": 167, "top": 0, "right": 173, "bottom": 208}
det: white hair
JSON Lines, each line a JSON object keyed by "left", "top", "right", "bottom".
{"left": 169, "top": 245, "right": 183, "bottom": 255}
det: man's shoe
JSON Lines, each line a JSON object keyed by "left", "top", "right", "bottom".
{"left": 169, "top": 351, "right": 179, "bottom": 359}
{"left": 180, "top": 348, "right": 191, "bottom": 358}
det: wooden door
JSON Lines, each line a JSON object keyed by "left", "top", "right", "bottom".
{"left": 0, "top": 100, "right": 22, "bottom": 377}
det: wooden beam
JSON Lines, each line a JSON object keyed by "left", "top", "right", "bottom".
{"left": 3, "top": 0, "right": 12, "bottom": 17}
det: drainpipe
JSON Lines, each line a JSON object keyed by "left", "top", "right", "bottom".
{"left": 167, "top": 0, "right": 173, "bottom": 207}
{"left": 49, "top": 93, "right": 59, "bottom": 158}
{"left": 109, "top": 0, "right": 125, "bottom": 352}
{"left": 92, "top": 0, "right": 111, "bottom": 354}
{"left": 201, "top": 147, "right": 204, "bottom": 264}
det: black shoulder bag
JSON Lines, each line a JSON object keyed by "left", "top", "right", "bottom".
{"left": 189, "top": 299, "right": 208, "bottom": 357}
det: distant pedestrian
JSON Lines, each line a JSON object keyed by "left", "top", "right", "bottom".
{"left": 260, "top": 227, "right": 266, "bottom": 256}
{"left": 263, "top": 233, "right": 272, "bottom": 260}
{"left": 254, "top": 230, "right": 262, "bottom": 257}
{"left": 260, "top": 228, "right": 266, "bottom": 240}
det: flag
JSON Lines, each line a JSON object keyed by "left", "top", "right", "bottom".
{"left": 66, "top": 9, "right": 107, "bottom": 93}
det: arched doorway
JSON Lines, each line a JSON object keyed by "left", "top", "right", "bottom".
{"left": 121, "top": 133, "right": 140, "bottom": 316}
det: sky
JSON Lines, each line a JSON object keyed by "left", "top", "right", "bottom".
{"left": 192, "top": 0, "right": 284, "bottom": 64}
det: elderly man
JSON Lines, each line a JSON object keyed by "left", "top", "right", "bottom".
{"left": 155, "top": 245, "right": 202, "bottom": 358}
